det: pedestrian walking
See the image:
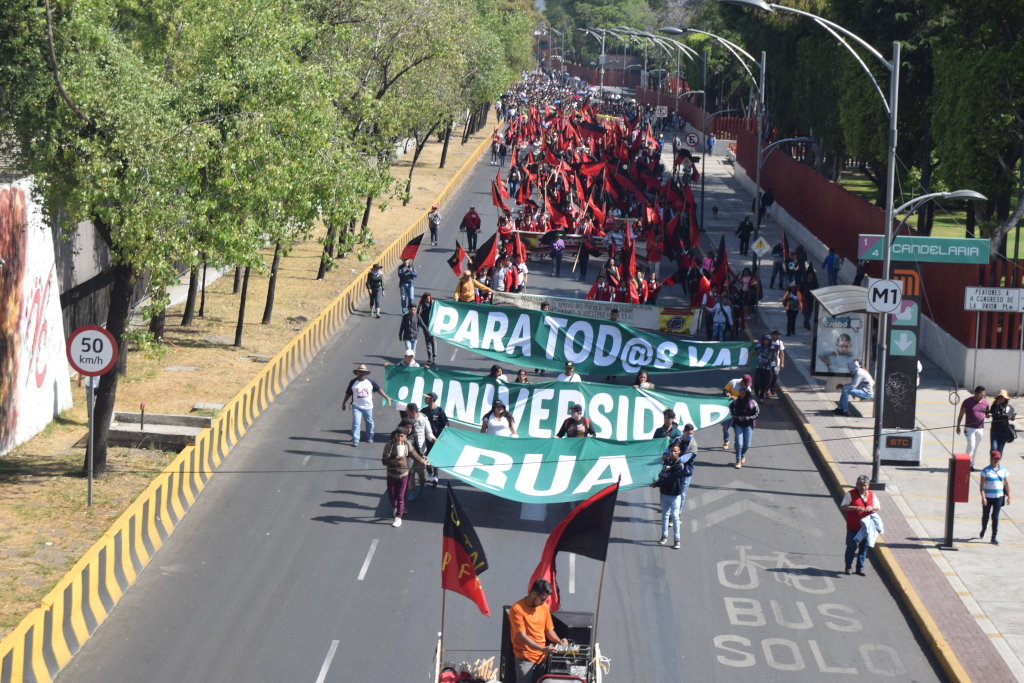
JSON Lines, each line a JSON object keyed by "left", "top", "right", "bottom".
{"left": 783, "top": 284, "right": 802, "bottom": 336}
{"left": 823, "top": 247, "right": 842, "bottom": 287}
{"left": 956, "top": 386, "right": 989, "bottom": 469}
{"left": 549, "top": 235, "right": 565, "bottom": 277}
{"left": 454, "top": 270, "right": 492, "bottom": 302}
{"left": 752, "top": 334, "right": 776, "bottom": 399}
{"left": 421, "top": 392, "right": 449, "bottom": 439}
{"left": 399, "top": 304, "right": 429, "bottom": 356}
{"left": 404, "top": 402, "right": 437, "bottom": 497}
{"left": 766, "top": 330, "right": 784, "bottom": 398}
{"left": 381, "top": 429, "right": 428, "bottom": 527}
{"left": 398, "top": 258, "right": 417, "bottom": 311}
{"left": 481, "top": 400, "right": 517, "bottom": 436}
{"left": 835, "top": 360, "right": 875, "bottom": 416}
{"left": 735, "top": 215, "right": 754, "bottom": 255}
{"left": 417, "top": 293, "right": 437, "bottom": 364}
{"left": 653, "top": 441, "right": 694, "bottom": 549}
{"left": 366, "top": 263, "right": 384, "bottom": 318}
{"left": 770, "top": 242, "right": 785, "bottom": 289}
{"left": 706, "top": 293, "right": 733, "bottom": 341}
{"left": 981, "top": 451, "right": 1010, "bottom": 545}
{"left": 730, "top": 388, "right": 759, "bottom": 468}
{"left": 515, "top": 254, "right": 529, "bottom": 293}
{"left": 989, "top": 390, "right": 1017, "bottom": 454}
{"left": 800, "top": 268, "right": 817, "bottom": 330}
{"left": 342, "top": 364, "right": 392, "bottom": 447}
{"left": 722, "top": 375, "right": 752, "bottom": 450}
{"left": 556, "top": 404, "right": 596, "bottom": 437}
{"left": 427, "top": 205, "right": 441, "bottom": 245}
{"left": 461, "top": 206, "right": 481, "bottom": 251}
{"left": 654, "top": 409, "right": 683, "bottom": 442}
{"left": 499, "top": 142, "right": 508, "bottom": 166}
{"left": 840, "top": 475, "right": 880, "bottom": 575}
{"left": 491, "top": 139, "right": 499, "bottom": 164}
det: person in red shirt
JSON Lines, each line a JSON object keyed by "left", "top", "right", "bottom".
{"left": 461, "top": 206, "right": 481, "bottom": 251}
{"left": 646, "top": 271, "right": 661, "bottom": 304}
{"left": 840, "top": 475, "right": 880, "bottom": 575}
{"left": 509, "top": 579, "right": 567, "bottom": 683}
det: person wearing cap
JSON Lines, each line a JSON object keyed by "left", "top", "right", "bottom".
{"left": 398, "top": 258, "right": 418, "bottom": 312}
{"left": 840, "top": 474, "right": 880, "bottom": 574}
{"left": 722, "top": 375, "right": 752, "bottom": 450}
{"left": 835, "top": 359, "right": 874, "bottom": 416}
{"left": 556, "top": 405, "right": 596, "bottom": 438}
{"left": 989, "top": 390, "right": 1017, "bottom": 454}
{"left": 461, "top": 206, "right": 481, "bottom": 251}
{"left": 342, "top": 364, "right": 392, "bottom": 447}
{"left": 427, "top": 206, "right": 441, "bottom": 245}
{"left": 981, "top": 451, "right": 1010, "bottom": 545}
{"left": 557, "top": 361, "right": 582, "bottom": 383}
{"left": 365, "top": 263, "right": 385, "bottom": 319}
{"left": 422, "top": 392, "right": 449, "bottom": 439}
{"left": 381, "top": 429, "right": 428, "bottom": 527}
{"left": 481, "top": 400, "right": 517, "bottom": 436}
{"left": 752, "top": 334, "right": 777, "bottom": 400}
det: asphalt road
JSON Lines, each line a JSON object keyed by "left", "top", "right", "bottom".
{"left": 55, "top": 147, "right": 944, "bottom": 682}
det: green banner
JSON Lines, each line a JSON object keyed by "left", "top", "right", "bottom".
{"left": 386, "top": 365, "right": 731, "bottom": 439}
{"left": 429, "top": 429, "right": 667, "bottom": 503}
{"left": 428, "top": 299, "right": 754, "bottom": 375}
{"left": 858, "top": 234, "right": 990, "bottom": 264}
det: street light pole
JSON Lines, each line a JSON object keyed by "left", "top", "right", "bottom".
{"left": 700, "top": 49, "right": 707, "bottom": 229}
{"left": 752, "top": 52, "right": 766, "bottom": 238}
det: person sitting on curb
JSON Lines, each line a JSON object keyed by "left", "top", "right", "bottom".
{"left": 835, "top": 359, "right": 874, "bottom": 417}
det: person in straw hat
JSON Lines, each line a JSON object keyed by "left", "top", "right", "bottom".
{"left": 341, "top": 364, "right": 392, "bottom": 447}
{"left": 989, "top": 389, "right": 1017, "bottom": 455}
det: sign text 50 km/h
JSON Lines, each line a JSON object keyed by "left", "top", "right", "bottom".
{"left": 66, "top": 325, "right": 118, "bottom": 376}
{"left": 866, "top": 279, "right": 903, "bottom": 314}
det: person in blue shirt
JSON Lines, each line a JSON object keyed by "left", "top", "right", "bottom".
{"left": 397, "top": 259, "right": 417, "bottom": 311}
{"left": 981, "top": 451, "right": 1011, "bottom": 545}
{"left": 823, "top": 247, "right": 842, "bottom": 287}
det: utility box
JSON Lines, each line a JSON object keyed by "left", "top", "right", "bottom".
{"left": 879, "top": 429, "right": 922, "bottom": 466}
{"left": 952, "top": 453, "right": 972, "bottom": 503}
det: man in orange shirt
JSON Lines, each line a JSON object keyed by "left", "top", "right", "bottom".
{"left": 508, "top": 579, "right": 568, "bottom": 682}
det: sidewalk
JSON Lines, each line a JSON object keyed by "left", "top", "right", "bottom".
{"left": 688, "top": 148, "right": 1024, "bottom": 682}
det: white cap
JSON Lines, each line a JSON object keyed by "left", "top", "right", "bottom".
{"left": 404, "top": 351, "right": 415, "bottom": 357}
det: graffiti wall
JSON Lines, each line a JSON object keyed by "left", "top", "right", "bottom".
{"left": 1, "top": 179, "right": 73, "bottom": 455}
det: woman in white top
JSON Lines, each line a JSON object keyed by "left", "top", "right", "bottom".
{"left": 481, "top": 400, "right": 517, "bottom": 436}
{"left": 488, "top": 365, "right": 508, "bottom": 383}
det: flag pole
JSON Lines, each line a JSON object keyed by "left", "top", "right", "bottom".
{"left": 592, "top": 560, "right": 607, "bottom": 644}
{"left": 440, "top": 588, "right": 447, "bottom": 663}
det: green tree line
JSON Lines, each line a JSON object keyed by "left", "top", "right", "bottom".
{"left": 0, "top": 0, "right": 535, "bottom": 473}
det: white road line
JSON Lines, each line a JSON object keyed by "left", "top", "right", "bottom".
{"left": 302, "top": 455, "right": 311, "bottom": 466}
{"left": 315, "top": 640, "right": 339, "bottom": 683}
{"left": 357, "top": 539, "right": 379, "bottom": 581}
{"left": 569, "top": 553, "right": 576, "bottom": 593}
{"left": 520, "top": 503, "right": 546, "bottom": 521}
{"left": 450, "top": 347, "right": 458, "bottom": 361}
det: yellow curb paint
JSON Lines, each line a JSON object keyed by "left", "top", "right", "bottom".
{"left": 0, "top": 130, "right": 494, "bottom": 683}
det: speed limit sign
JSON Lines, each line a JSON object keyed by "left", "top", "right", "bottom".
{"left": 684, "top": 132, "right": 700, "bottom": 147}
{"left": 66, "top": 325, "right": 118, "bottom": 376}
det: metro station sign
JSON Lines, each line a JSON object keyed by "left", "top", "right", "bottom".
{"left": 858, "top": 235, "right": 990, "bottom": 264}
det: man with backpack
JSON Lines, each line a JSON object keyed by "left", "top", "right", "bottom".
{"left": 556, "top": 404, "right": 596, "bottom": 437}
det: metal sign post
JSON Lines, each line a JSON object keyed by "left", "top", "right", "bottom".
{"left": 963, "top": 286, "right": 1023, "bottom": 389}
{"left": 66, "top": 325, "right": 119, "bottom": 506}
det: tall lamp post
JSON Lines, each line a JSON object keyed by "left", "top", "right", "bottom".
{"left": 577, "top": 28, "right": 608, "bottom": 99}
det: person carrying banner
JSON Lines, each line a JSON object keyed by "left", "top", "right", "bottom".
{"left": 381, "top": 429, "right": 428, "bottom": 527}
{"left": 398, "top": 305, "right": 429, "bottom": 357}
{"left": 342, "top": 364, "right": 392, "bottom": 448}
{"left": 509, "top": 579, "right": 568, "bottom": 683}
{"left": 421, "top": 392, "right": 449, "bottom": 439}
{"left": 454, "top": 270, "right": 492, "bottom": 302}
{"left": 481, "top": 400, "right": 517, "bottom": 436}
{"left": 556, "top": 404, "right": 596, "bottom": 438}
{"left": 721, "top": 375, "right": 752, "bottom": 451}
{"left": 654, "top": 409, "right": 682, "bottom": 443}
{"left": 556, "top": 361, "right": 582, "bottom": 382}
{"left": 653, "top": 441, "right": 693, "bottom": 549}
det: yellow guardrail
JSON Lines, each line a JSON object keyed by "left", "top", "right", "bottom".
{"left": 0, "top": 130, "right": 494, "bottom": 683}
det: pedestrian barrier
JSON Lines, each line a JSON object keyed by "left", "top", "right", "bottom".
{"left": 0, "top": 131, "right": 495, "bottom": 683}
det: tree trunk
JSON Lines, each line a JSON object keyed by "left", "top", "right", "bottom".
{"left": 439, "top": 122, "right": 452, "bottom": 168}
{"left": 233, "top": 266, "right": 242, "bottom": 293}
{"left": 262, "top": 243, "right": 282, "bottom": 324}
{"left": 317, "top": 223, "right": 335, "bottom": 280}
{"left": 181, "top": 266, "right": 199, "bottom": 326}
{"left": 360, "top": 194, "right": 373, "bottom": 231}
{"left": 403, "top": 124, "right": 439, "bottom": 207}
{"left": 462, "top": 110, "right": 475, "bottom": 145}
{"left": 917, "top": 126, "right": 934, "bottom": 236}
{"left": 87, "top": 263, "right": 135, "bottom": 475}
{"left": 234, "top": 267, "right": 251, "bottom": 347}
{"left": 198, "top": 255, "right": 207, "bottom": 317}
{"left": 149, "top": 305, "right": 165, "bottom": 340}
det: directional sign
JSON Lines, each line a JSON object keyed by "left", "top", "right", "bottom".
{"left": 890, "top": 330, "right": 917, "bottom": 356}
{"left": 964, "top": 286, "right": 1022, "bottom": 312}
{"left": 866, "top": 278, "right": 903, "bottom": 314}
{"left": 66, "top": 325, "right": 118, "bottom": 377}
{"left": 655, "top": 106, "right": 668, "bottom": 118}
{"left": 858, "top": 234, "right": 990, "bottom": 264}
{"left": 750, "top": 237, "right": 772, "bottom": 257}
{"left": 684, "top": 132, "right": 699, "bottom": 147}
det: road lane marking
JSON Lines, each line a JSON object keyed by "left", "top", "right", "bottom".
{"left": 520, "top": 503, "right": 546, "bottom": 521}
{"left": 315, "top": 640, "right": 339, "bottom": 683}
{"left": 357, "top": 539, "right": 379, "bottom": 581}
{"left": 302, "top": 455, "right": 311, "bottom": 466}
{"left": 569, "top": 553, "right": 576, "bottom": 593}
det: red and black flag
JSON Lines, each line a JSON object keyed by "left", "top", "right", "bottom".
{"left": 710, "top": 235, "right": 730, "bottom": 288}
{"left": 400, "top": 234, "right": 423, "bottom": 261}
{"left": 496, "top": 170, "right": 509, "bottom": 200}
{"left": 447, "top": 241, "right": 467, "bottom": 276}
{"left": 442, "top": 482, "right": 490, "bottom": 617}
{"left": 578, "top": 119, "right": 606, "bottom": 140}
{"left": 528, "top": 482, "right": 618, "bottom": 611}
{"left": 491, "top": 180, "right": 510, "bottom": 213}
{"left": 470, "top": 232, "right": 498, "bottom": 272}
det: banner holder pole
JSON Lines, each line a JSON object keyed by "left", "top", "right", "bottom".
{"left": 439, "top": 588, "right": 446, "bottom": 662}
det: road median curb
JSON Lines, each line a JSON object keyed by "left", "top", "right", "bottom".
{"left": 0, "top": 131, "right": 494, "bottom": 683}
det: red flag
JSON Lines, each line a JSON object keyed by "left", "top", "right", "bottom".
{"left": 447, "top": 242, "right": 467, "bottom": 276}
{"left": 547, "top": 201, "right": 569, "bottom": 228}
{"left": 690, "top": 275, "right": 711, "bottom": 307}
{"left": 529, "top": 483, "right": 619, "bottom": 611}
{"left": 711, "top": 235, "right": 730, "bottom": 288}
{"left": 497, "top": 170, "right": 509, "bottom": 200}
{"left": 400, "top": 234, "right": 423, "bottom": 261}
{"left": 442, "top": 483, "right": 490, "bottom": 617}
{"left": 470, "top": 232, "right": 499, "bottom": 272}
{"left": 492, "top": 180, "right": 510, "bottom": 213}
